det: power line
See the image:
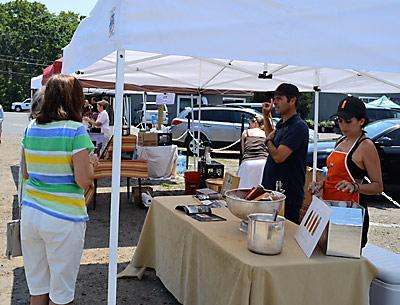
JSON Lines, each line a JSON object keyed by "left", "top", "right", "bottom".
{"left": 0, "top": 53, "right": 51, "bottom": 64}
{"left": 0, "top": 70, "right": 36, "bottom": 77}
{"left": 0, "top": 58, "right": 48, "bottom": 67}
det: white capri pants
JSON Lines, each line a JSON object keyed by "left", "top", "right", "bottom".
{"left": 21, "top": 205, "right": 86, "bottom": 304}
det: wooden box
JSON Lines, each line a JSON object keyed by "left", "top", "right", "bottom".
{"left": 138, "top": 132, "right": 158, "bottom": 146}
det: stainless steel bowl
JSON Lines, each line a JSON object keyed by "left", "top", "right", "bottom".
{"left": 225, "top": 189, "right": 285, "bottom": 221}
{"left": 247, "top": 213, "right": 285, "bottom": 255}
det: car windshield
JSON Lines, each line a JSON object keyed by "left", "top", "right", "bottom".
{"left": 364, "top": 120, "right": 398, "bottom": 138}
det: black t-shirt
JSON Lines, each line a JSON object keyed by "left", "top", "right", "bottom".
{"left": 262, "top": 114, "right": 309, "bottom": 223}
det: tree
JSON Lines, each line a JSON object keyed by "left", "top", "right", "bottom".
{"left": 0, "top": 0, "right": 82, "bottom": 110}
{"left": 298, "top": 92, "right": 313, "bottom": 119}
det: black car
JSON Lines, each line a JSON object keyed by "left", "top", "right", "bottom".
{"left": 307, "top": 119, "right": 400, "bottom": 190}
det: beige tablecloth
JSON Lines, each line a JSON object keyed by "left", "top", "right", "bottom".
{"left": 137, "top": 145, "right": 177, "bottom": 178}
{"left": 119, "top": 196, "right": 377, "bottom": 305}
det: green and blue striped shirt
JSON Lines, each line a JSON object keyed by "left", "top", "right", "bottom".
{"left": 22, "top": 120, "right": 94, "bottom": 222}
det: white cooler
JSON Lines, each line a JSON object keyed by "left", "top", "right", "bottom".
{"left": 362, "top": 243, "right": 400, "bottom": 305}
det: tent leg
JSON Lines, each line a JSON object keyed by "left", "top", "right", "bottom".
{"left": 107, "top": 49, "right": 125, "bottom": 305}
{"left": 312, "top": 89, "right": 320, "bottom": 182}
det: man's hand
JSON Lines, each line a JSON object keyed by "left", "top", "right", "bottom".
{"left": 262, "top": 102, "right": 273, "bottom": 117}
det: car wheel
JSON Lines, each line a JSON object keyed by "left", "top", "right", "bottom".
{"left": 15, "top": 106, "right": 21, "bottom": 112}
{"left": 184, "top": 133, "right": 207, "bottom": 156}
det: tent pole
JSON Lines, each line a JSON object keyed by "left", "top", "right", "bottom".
{"left": 196, "top": 94, "right": 202, "bottom": 171}
{"left": 107, "top": 49, "right": 125, "bottom": 305}
{"left": 190, "top": 94, "right": 196, "bottom": 170}
{"left": 312, "top": 69, "right": 321, "bottom": 182}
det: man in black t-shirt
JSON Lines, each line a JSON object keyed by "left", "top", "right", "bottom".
{"left": 261, "top": 83, "right": 309, "bottom": 224}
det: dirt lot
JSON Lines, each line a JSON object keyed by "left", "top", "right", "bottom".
{"left": 1, "top": 135, "right": 399, "bottom": 305}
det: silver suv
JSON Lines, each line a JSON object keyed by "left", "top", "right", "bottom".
{"left": 171, "top": 106, "right": 262, "bottom": 152}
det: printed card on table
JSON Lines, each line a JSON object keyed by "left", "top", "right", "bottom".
{"left": 295, "top": 196, "right": 331, "bottom": 258}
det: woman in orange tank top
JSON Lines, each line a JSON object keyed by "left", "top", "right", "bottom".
{"left": 311, "top": 97, "right": 383, "bottom": 247}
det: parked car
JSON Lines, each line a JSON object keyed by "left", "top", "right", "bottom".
{"left": 332, "top": 105, "right": 400, "bottom": 133}
{"left": 307, "top": 119, "right": 400, "bottom": 189}
{"left": 365, "top": 105, "right": 400, "bottom": 122}
{"left": 135, "top": 102, "right": 168, "bottom": 125}
{"left": 171, "top": 106, "right": 315, "bottom": 153}
{"left": 223, "top": 102, "right": 278, "bottom": 117}
{"left": 11, "top": 98, "right": 31, "bottom": 112}
{"left": 171, "top": 106, "right": 262, "bottom": 152}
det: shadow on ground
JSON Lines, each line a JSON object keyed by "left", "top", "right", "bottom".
{"left": 11, "top": 264, "right": 179, "bottom": 305}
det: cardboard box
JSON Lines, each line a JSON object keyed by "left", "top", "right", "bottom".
{"left": 221, "top": 172, "right": 240, "bottom": 195}
{"left": 138, "top": 132, "right": 158, "bottom": 146}
{"left": 319, "top": 200, "right": 364, "bottom": 258}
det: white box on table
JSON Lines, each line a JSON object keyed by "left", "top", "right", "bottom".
{"left": 319, "top": 200, "right": 364, "bottom": 259}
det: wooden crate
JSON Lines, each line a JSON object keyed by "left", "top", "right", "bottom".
{"left": 138, "top": 132, "right": 158, "bottom": 146}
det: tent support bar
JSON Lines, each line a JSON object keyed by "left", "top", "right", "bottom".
{"left": 83, "top": 53, "right": 169, "bottom": 75}
{"left": 312, "top": 69, "right": 321, "bottom": 182}
{"left": 107, "top": 49, "right": 125, "bottom": 305}
{"left": 354, "top": 70, "right": 400, "bottom": 91}
{"left": 200, "top": 60, "right": 231, "bottom": 88}
{"left": 137, "top": 68, "right": 198, "bottom": 88}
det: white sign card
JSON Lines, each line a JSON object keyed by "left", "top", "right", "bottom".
{"left": 156, "top": 93, "right": 175, "bottom": 105}
{"left": 295, "top": 196, "right": 331, "bottom": 258}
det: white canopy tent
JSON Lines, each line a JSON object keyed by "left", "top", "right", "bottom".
{"left": 61, "top": 1, "right": 400, "bottom": 304}
{"left": 68, "top": 51, "right": 400, "bottom": 94}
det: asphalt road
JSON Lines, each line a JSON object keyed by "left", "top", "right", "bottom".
{"left": 1, "top": 111, "right": 30, "bottom": 137}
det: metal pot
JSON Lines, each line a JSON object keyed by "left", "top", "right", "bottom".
{"left": 247, "top": 213, "right": 285, "bottom": 255}
{"left": 225, "top": 189, "right": 285, "bottom": 221}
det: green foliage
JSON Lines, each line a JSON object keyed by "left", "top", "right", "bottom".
{"left": 318, "top": 120, "right": 335, "bottom": 128}
{"left": 305, "top": 119, "right": 314, "bottom": 128}
{"left": 0, "top": 0, "right": 82, "bottom": 110}
{"left": 298, "top": 92, "right": 313, "bottom": 119}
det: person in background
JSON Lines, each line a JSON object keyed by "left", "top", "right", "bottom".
{"left": 310, "top": 96, "right": 383, "bottom": 247}
{"left": 237, "top": 115, "right": 268, "bottom": 188}
{"left": 20, "top": 74, "right": 96, "bottom": 305}
{"left": 83, "top": 100, "right": 111, "bottom": 154}
{"left": 0, "top": 103, "right": 4, "bottom": 143}
{"left": 29, "top": 88, "right": 45, "bottom": 120}
{"left": 90, "top": 96, "right": 98, "bottom": 107}
{"left": 82, "top": 99, "right": 93, "bottom": 118}
{"left": 261, "top": 83, "right": 309, "bottom": 224}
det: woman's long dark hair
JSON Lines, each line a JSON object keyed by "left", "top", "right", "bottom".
{"left": 36, "top": 74, "right": 84, "bottom": 124}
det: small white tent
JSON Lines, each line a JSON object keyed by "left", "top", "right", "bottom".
{"left": 61, "top": 1, "right": 400, "bottom": 304}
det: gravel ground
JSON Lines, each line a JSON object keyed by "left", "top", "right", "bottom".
{"left": 1, "top": 136, "right": 399, "bottom": 305}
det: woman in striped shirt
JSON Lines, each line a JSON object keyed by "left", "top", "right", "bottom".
{"left": 20, "top": 74, "right": 95, "bottom": 305}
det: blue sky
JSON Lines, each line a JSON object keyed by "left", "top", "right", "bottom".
{"left": 0, "top": 0, "right": 98, "bottom": 16}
